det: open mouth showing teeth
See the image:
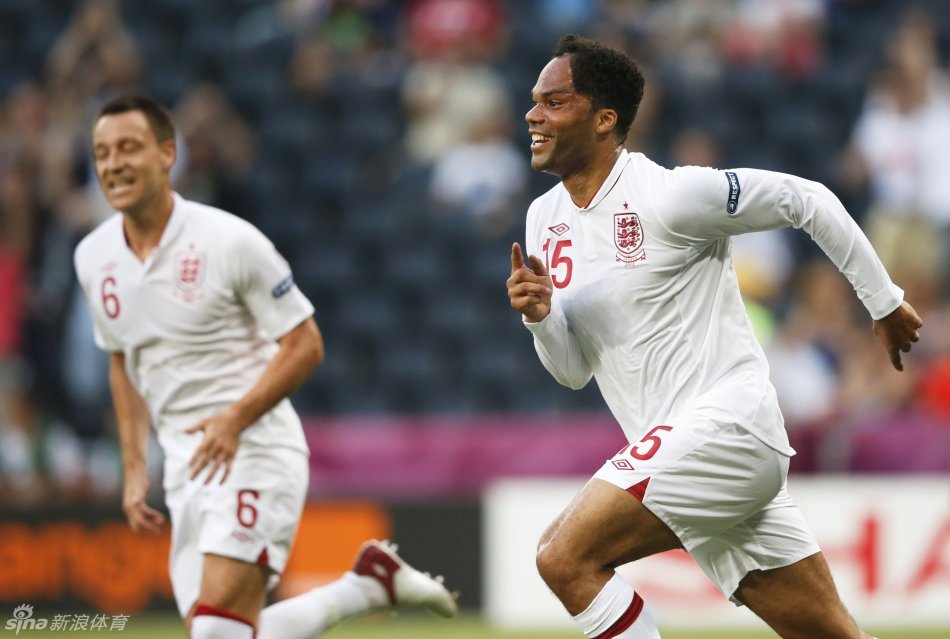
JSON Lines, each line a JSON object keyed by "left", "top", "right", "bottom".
{"left": 531, "top": 133, "right": 552, "bottom": 147}
{"left": 109, "top": 177, "right": 135, "bottom": 191}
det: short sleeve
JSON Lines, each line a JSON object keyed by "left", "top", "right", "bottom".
{"left": 74, "top": 242, "right": 124, "bottom": 353}
{"left": 231, "top": 225, "right": 314, "bottom": 340}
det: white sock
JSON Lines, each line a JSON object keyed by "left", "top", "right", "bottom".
{"left": 572, "top": 573, "right": 661, "bottom": 639}
{"left": 191, "top": 605, "right": 254, "bottom": 639}
{"left": 258, "top": 572, "right": 388, "bottom": 639}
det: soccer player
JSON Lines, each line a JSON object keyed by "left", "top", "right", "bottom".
{"left": 506, "top": 35, "right": 922, "bottom": 639}
{"left": 74, "top": 95, "right": 457, "bottom": 639}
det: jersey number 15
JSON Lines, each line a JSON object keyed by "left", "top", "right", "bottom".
{"left": 542, "top": 239, "right": 573, "bottom": 288}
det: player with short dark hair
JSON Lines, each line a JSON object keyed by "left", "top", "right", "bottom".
{"left": 76, "top": 94, "right": 457, "bottom": 639}
{"left": 507, "top": 34, "right": 921, "bottom": 639}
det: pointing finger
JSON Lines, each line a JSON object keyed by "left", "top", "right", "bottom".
{"left": 511, "top": 243, "right": 525, "bottom": 272}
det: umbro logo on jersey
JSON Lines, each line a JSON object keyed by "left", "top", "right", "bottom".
{"left": 725, "top": 171, "right": 741, "bottom": 214}
{"left": 548, "top": 223, "right": 570, "bottom": 236}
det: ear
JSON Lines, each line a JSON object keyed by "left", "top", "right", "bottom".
{"left": 160, "top": 138, "right": 177, "bottom": 172}
{"left": 594, "top": 108, "right": 618, "bottom": 136}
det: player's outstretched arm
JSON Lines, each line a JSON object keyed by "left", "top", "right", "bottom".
{"left": 110, "top": 352, "right": 165, "bottom": 533}
{"left": 872, "top": 301, "right": 923, "bottom": 372}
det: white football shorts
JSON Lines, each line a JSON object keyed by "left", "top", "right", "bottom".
{"left": 593, "top": 421, "right": 820, "bottom": 603}
{"left": 165, "top": 446, "right": 309, "bottom": 616}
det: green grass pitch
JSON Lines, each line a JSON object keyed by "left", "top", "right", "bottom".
{"left": 18, "top": 612, "right": 950, "bottom": 638}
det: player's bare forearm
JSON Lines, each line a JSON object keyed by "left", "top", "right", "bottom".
{"left": 109, "top": 352, "right": 151, "bottom": 470}
{"left": 228, "top": 316, "right": 324, "bottom": 430}
{"left": 872, "top": 301, "right": 923, "bottom": 371}
{"left": 109, "top": 353, "right": 165, "bottom": 532}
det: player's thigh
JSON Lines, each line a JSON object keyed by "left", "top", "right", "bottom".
{"left": 734, "top": 552, "right": 864, "bottom": 639}
{"left": 539, "top": 477, "right": 681, "bottom": 573}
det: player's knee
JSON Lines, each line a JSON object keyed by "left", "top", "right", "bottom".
{"left": 535, "top": 537, "right": 583, "bottom": 593}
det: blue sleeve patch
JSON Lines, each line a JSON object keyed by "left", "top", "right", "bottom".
{"left": 725, "top": 171, "right": 741, "bottom": 214}
{"left": 271, "top": 274, "right": 295, "bottom": 299}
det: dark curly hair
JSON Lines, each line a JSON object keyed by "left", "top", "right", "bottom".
{"left": 95, "top": 95, "right": 176, "bottom": 143}
{"left": 553, "top": 34, "right": 645, "bottom": 144}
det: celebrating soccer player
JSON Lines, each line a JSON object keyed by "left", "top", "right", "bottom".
{"left": 507, "top": 35, "right": 922, "bottom": 639}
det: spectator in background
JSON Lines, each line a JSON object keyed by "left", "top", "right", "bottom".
{"left": 648, "top": 0, "right": 731, "bottom": 89}
{"left": 844, "top": 8, "right": 950, "bottom": 298}
{"left": 428, "top": 84, "right": 527, "bottom": 238}
{"left": 727, "top": 0, "right": 825, "bottom": 78}
{"left": 44, "top": 0, "right": 140, "bottom": 100}
{"left": 14, "top": 0, "right": 149, "bottom": 500}
{"left": 0, "top": 157, "right": 39, "bottom": 501}
{"left": 768, "top": 261, "right": 857, "bottom": 426}
{"left": 400, "top": 0, "right": 511, "bottom": 165}
{"left": 840, "top": 7, "right": 950, "bottom": 431}
{"left": 172, "top": 84, "right": 256, "bottom": 220}
{"left": 43, "top": 0, "right": 143, "bottom": 206}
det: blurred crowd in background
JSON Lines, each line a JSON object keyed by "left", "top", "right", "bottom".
{"left": 1, "top": 0, "right": 949, "bottom": 505}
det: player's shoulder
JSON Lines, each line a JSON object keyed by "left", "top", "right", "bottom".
{"left": 657, "top": 162, "right": 732, "bottom": 214}
{"left": 526, "top": 180, "right": 570, "bottom": 223}
{"left": 179, "top": 196, "right": 254, "bottom": 234}
{"left": 667, "top": 162, "right": 725, "bottom": 193}
{"left": 178, "top": 196, "right": 274, "bottom": 247}
{"left": 529, "top": 180, "right": 564, "bottom": 208}
{"left": 74, "top": 214, "right": 123, "bottom": 273}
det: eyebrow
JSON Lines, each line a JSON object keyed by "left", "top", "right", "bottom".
{"left": 532, "top": 88, "right": 576, "bottom": 99}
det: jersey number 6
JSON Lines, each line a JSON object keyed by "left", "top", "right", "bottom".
{"left": 101, "top": 276, "right": 121, "bottom": 319}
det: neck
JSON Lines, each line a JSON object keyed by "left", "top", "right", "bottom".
{"left": 562, "top": 146, "right": 622, "bottom": 208}
{"left": 123, "top": 190, "right": 174, "bottom": 261}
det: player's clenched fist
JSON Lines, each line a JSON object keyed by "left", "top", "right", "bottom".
{"left": 508, "top": 242, "right": 553, "bottom": 323}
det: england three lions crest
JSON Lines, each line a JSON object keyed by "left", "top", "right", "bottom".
{"left": 174, "top": 249, "right": 206, "bottom": 300}
{"left": 614, "top": 212, "right": 646, "bottom": 265}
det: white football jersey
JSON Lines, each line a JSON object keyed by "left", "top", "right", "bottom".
{"left": 74, "top": 194, "right": 314, "bottom": 483}
{"left": 524, "top": 150, "right": 903, "bottom": 454}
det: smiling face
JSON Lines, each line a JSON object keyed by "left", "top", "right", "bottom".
{"left": 92, "top": 110, "right": 175, "bottom": 218}
{"left": 526, "top": 55, "right": 603, "bottom": 179}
